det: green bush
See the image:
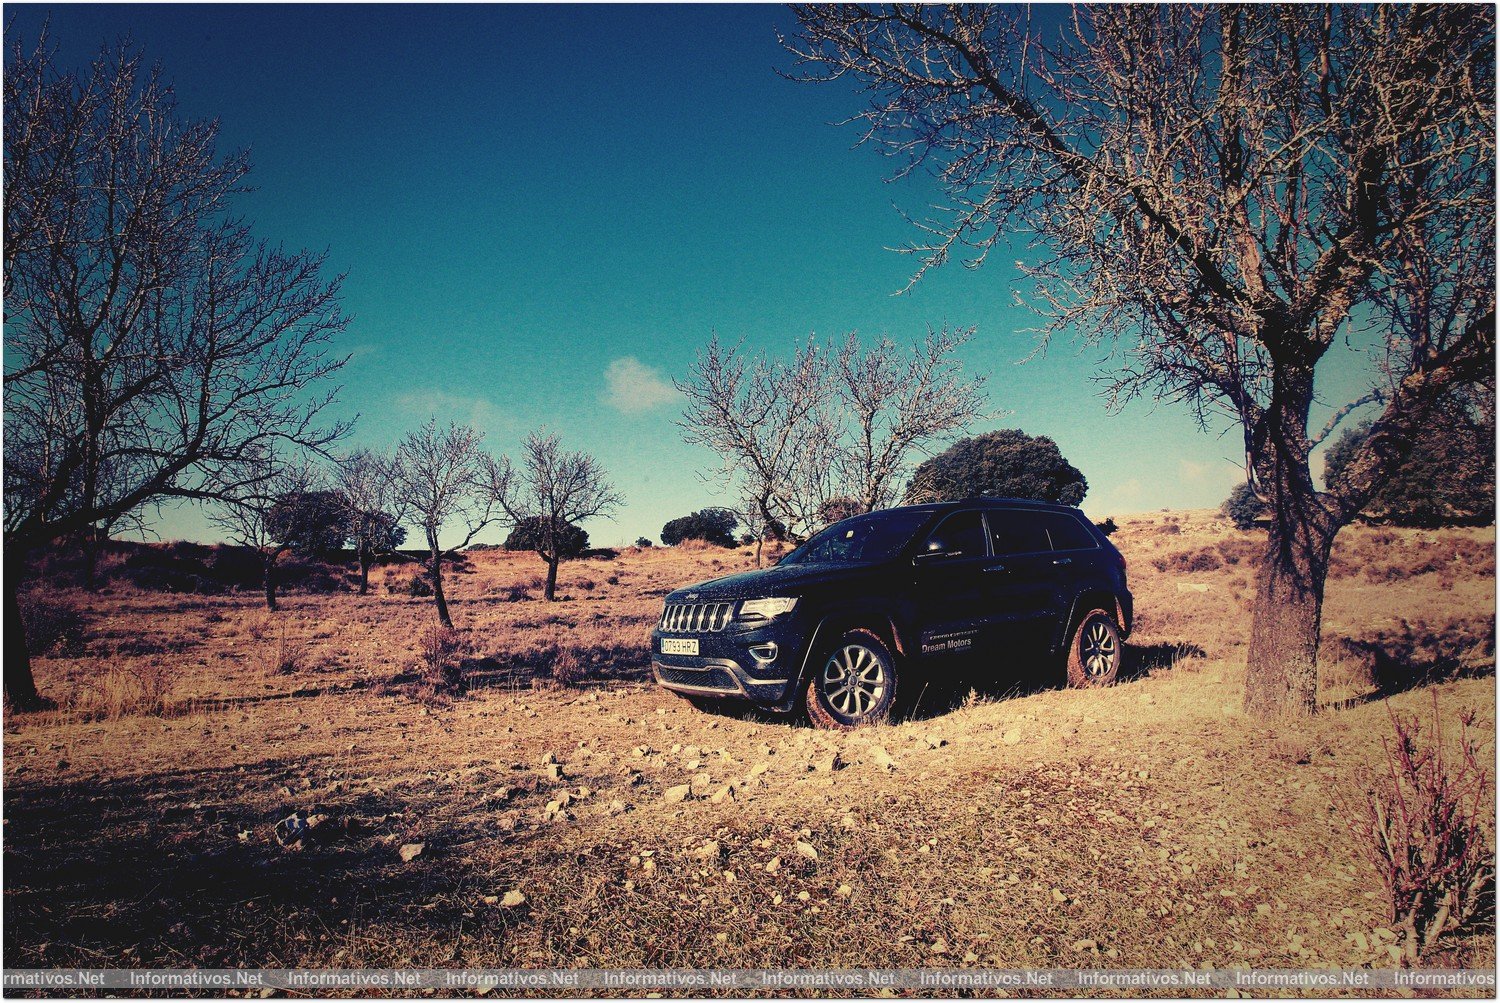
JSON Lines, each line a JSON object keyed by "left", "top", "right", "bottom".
{"left": 905, "top": 429, "right": 1086, "bottom": 505}
{"left": 1222, "top": 482, "right": 1267, "bottom": 531}
{"left": 505, "top": 517, "right": 589, "bottom": 557}
{"left": 661, "top": 508, "right": 738, "bottom": 547}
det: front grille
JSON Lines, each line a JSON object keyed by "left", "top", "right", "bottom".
{"left": 656, "top": 665, "right": 738, "bottom": 693}
{"left": 660, "top": 601, "right": 734, "bottom": 633}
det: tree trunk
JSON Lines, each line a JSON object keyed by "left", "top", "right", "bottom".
{"left": 1242, "top": 351, "right": 1339, "bottom": 717}
{"left": 83, "top": 526, "right": 102, "bottom": 592}
{"left": 357, "top": 547, "right": 371, "bottom": 596}
{"left": 544, "top": 555, "right": 560, "bottom": 602}
{"left": 263, "top": 553, "right": 279, "bottom": 612}
{"left": 1243, "top": 518, "right": 1335, "bottom": 717}
{"left": 431, "top": 551, "right": 452, "bottom": 627}
{"left": 3, "top": 548, "right": 46, "bottom": 711}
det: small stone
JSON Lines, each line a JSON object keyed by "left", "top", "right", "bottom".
{"left": 399, "top": 842, "right": 425, "bottom": 863}
{"left": 664, "top": 784, "right": 692, "bottom": 804}
{"left": 500, "top": 889, "right": 527, "bottom": 908}
{"left": 765, "top": 856, "right": 782, "bottom": 874}
{"left": 794, "top": 840, "right": 818, "bottom": 861}
{"left": 1002, "top": 729, "right": 1022, "bottom": 745}
{"left": 1072, "top": 939, "right": 1097, "bottom": 952}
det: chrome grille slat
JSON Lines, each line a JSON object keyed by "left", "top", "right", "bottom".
{"left": 659, "top": 601, "right": 735, "bottom": 633}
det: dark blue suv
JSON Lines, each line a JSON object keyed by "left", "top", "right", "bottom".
{"left": 650, "top": 498, "right": 1132, "bottom": 727}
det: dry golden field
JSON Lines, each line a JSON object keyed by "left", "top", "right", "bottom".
{"left": 3, "top": 511, "right": 1495, "bottom": 995}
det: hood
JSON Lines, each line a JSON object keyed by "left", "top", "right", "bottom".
{"left": 665, "top": 561, "right": 870, "bottom": 602}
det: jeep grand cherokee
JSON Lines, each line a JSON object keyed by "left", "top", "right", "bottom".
{"left": 650, "top": 498, "right": 1132, "bottom": 728}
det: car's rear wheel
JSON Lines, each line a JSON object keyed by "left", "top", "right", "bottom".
{"left": 805, "top": 628, "right": 898, "bottom": 728}
{"left": 1066, "top": 608, "right": 1122, "bottom": 687}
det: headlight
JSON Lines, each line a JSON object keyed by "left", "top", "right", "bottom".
{"left": 739, "top": 597, "right": 798, "bottom": 620}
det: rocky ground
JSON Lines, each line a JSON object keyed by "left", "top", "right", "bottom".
{"left": 3, "top": 512, "right": 1495, "bottom": 996}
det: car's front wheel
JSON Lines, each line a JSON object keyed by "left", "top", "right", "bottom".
{"left": 805, "top": 628, "right": 898, "bottom": 728}
{"left": 1065, "top": 608, "right": 1122, "bottom": 687}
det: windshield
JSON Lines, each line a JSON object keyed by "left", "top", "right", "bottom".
{"left": 779, "top": 508, "right": 936, "bottom": 566}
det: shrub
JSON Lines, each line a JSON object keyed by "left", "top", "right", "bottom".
{"left": 1324, "top": 394, "right": 1494, "bottom": 528}
{"left": 18, "top": 595, "right": 88, "bottom": 656}
{"left": 635, "top": 537, "right": 653, "bottom": 548}
{"left": 1350, "top": 697, "right": 1493, "bottom": 963}
{"left": 407, "top": 574, "right": 434, "bottom": 597}
{"left": 817, "top": 497, "right": 862, "bottom": 527}
{"left": 549, "top": 647, "right": 585, "bottom": 687}
{"left": 1221, "top": 481, "right": 1267, "bottom": 530}
{"left": 417, "top": 623, "right": 467, "bottom": 693}
{"left": 1094, "top": 517, "right": 1117, "bottom": 537}
{"left": 258, "top": 625, "right": 310, "bottom": 675}
{"left": 661, "top": 508, "right": 739, "bottom": 547}
{"left": 904, "top": 428, "right": 1086, "bottom": 505}
{"left": 505, "top": 517, "right": 589, "bottom": 558}
{"left": 80, "top": 659, "right": 173, "bottom": 720}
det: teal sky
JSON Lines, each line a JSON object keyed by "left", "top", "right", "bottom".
{"left": 6, "top": 4, "right": 1375, "bottom": 547}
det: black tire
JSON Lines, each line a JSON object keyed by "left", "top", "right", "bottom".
{"left": 805, "top": 628, "right": 899, "bottom": 729}
{"left": 1065, "top": 608, "right": 1122, "bottom": 687}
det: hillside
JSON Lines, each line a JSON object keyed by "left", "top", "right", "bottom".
{"left": 4, "top": 511, "right": 1495, "bottom": 991}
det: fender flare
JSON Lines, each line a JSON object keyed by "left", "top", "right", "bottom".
{"left": 773, "top": 606, "right": 909, "bottom": 713}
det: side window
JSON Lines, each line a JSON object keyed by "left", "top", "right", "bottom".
{"left": 987, "top": 511, "right": 1051, "bottom": 556}
{"left": 921, "top": 511, "right": 988, "bottom": 558}
{"left": 1043, "top": 512, "right": 1097, "bottom": 551}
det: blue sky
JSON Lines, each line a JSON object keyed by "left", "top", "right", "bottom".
{"left": 8, "top": 4, "right": 1358, "bottom": 547}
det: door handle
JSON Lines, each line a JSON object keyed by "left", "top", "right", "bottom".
{"left": 983, "top": 564, "right": 1008, "bottom": 573}
{"left": 1052, "top": 557, "right": 1072, "bottom": 566}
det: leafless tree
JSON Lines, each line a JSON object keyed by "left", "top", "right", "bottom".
{"left": 676, "top": 336, "right": 830, "bottom": 550}
{"left": 498, "top": 431, "right": 623, "bottom": 601}
{"left": 828, "top": 327, "right": 987, "bottom": 512}
{"left": 389, "top": 420, "right": 510, "bottom": 627}
{"left": 336, "top": 448, "right": 406, "bottom": 596}
{"left": 785, "top": 4, "right": 1495, "bottom": 717}
{"left": 208, "top": 453, "right": 324, "bottom": 612}
{"left": 3, "top": 35, "right": 350, "bottom": 709}
{"left": 676, "top": 330, "right": 986, "bottom": 559}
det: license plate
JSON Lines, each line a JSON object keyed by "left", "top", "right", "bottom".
{"left": 660, "top": 637, "right": 699, "bottom": 656}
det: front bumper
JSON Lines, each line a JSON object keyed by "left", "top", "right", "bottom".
{"left": 650, "top": 619, "right": 805, "bottom": 705}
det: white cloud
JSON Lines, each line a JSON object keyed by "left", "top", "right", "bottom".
{"left": 393, "top": 389, "right": 506, "bottom": 433}
{"left": 603, "top": 356, "right": 678, "bottom": 414}
{"left": 1178, "top": 458, "right": 1242, "bottom": 487}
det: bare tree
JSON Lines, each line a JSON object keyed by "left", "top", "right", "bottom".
{"left": 786, "top": 4, "right": 1495, "bottom": 717}
{"left": 828, "top": 326, "right": 987, "bottom": 512}
{"left": 389, "top": 420, "right": 509, "bottom": 627}
{"left": 676, "top": 330, "right": 987, "bottom": 560}
{"left": 209, "top": 454, "right": 325, "bottom": 612}
{"left": 676, "top": 335, "right": 831, "bottom": 553}
{"left": 3, "top": 35, "right": 350, "bottom": 708}
{"left": 336, "top": 449, "right": 406, "bottom": 596}
{"left": 498, "top": 431, "right": 623, "bottom": 601}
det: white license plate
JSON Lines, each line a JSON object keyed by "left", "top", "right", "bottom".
{"left": 660, "top": 637, "right": 699, "bottom": 656}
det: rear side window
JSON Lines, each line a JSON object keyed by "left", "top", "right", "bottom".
{"left": 1042, "top": 512, "right": 1097, "bottom": 551}
{"left": 921, "top": 511, "right": 988, "bottom": 558}
{"left": 987, "top": 511, "right": 1051, "bottom": 556}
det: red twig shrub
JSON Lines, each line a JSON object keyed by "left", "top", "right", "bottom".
{"left": 1352, "top": 695, "right": 1493, "bottom": 963}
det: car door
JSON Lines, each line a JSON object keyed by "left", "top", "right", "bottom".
{"left": 981, "top": 509, "right": 1060, "bottom": 651}
{"left": 911, "top": 509, "right": 991, "bottom": 658}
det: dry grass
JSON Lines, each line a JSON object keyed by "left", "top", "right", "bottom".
{"left": 3, "top": 514, "right": 1494, "bottom": 993}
